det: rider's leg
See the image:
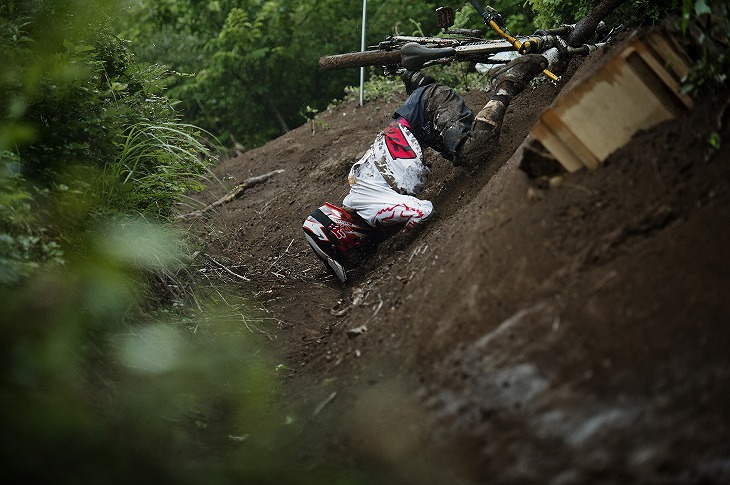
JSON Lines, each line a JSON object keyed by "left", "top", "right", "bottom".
{"left": 399, "top": 70, "right": 474, "bottom": 159}
{"left": 474, "top": 54, "right": 549, "bottom": 129}
{"left": 424, "top": 85, "right": 475, "bottom": 157}
{"left": 399, "top": 54, "right": 548, "bottom": 168}
{"left": 457, "top": 54, "right": 549, "bottom": 167}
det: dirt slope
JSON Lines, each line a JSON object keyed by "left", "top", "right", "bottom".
{"left": 192, "top": 38, "right": 730, "bottom": 484}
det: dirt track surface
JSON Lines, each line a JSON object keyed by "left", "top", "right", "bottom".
{"left": 190, "top": 35, "right": 730, "bottom": 484}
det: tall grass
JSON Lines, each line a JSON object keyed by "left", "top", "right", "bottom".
{"left": 99, "top": 121, "right": 214, "bottom": 220}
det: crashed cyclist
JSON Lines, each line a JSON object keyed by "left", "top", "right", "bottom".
{"left": 303, "top": 51, "right": 552, "bottom": 282}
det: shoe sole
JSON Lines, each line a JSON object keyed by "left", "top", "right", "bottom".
{"left": 304, "top": 233, "right": 347, "bottom": 282}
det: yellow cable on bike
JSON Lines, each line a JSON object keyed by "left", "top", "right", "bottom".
{"left": 488, "top": 20, "right": 559, "bottom": 82}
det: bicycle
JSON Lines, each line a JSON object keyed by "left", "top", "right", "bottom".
{"left": 318, "top": 0, "right": 624, "bottom": 82}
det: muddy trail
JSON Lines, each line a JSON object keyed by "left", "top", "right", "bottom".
{"left": 185, "top": 33, "right": 730, "bottom": 484}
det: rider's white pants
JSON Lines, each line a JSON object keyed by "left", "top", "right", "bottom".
{"left": 343, "top": 157, "right": 433, "bottom": 230}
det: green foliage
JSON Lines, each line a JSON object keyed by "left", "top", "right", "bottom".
{"left": 0, "top": 216, "right": 324, "bottom": 483}
{"left": 343, "top": 71, "right": 404, "bottom": 105}
{"left": 0, "top": 151, "right": 64, "bottom": 284}
{"left": 100, "top": 122, "right": 211, "bottom": 219}
{"left": 527, "top": 0, "right": 681, "bottom": 29}
{"left": 0, "top": 1, "right": 219, "bottom": 303}
{"left": 1, "top": 3, "right": 350, "bottom": 481}
{"left": 123, "top": 0, "right": 440, "bottom": 148}
{"left": 1, "top": 2, "right": 215, "bottom": 220}
{"left": 170, "top": 5, "right": 282, "bottom": 147}
{"left": 475, "top": 0, "right": 536, "bottom": 35}
{"left": 527, "top": 0, "right": 591, "bottom": 27}
{"left": 678, "top": 0, "right": 729, "bottom": 95}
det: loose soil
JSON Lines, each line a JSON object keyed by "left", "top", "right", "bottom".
{"left": 187, "top": 32, "right": 730, "bottom": 484}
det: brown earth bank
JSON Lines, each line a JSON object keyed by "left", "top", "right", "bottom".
{"left": 186, "top": 32, "right": 730, "bottom": 484}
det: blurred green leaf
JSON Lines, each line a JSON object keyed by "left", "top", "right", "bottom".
{"left": 695, "top": 0, "right": 712, "bottom": 15}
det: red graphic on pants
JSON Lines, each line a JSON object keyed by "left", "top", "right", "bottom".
{"left": 375, "top": 203, "right": 425, "bottom": 227}
{"left": 384, "top": 121, "right": 416, "bottom": 160}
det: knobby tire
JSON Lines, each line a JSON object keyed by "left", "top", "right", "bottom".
{"left": 319, "top": 50, "right": 402, "bottom": 71}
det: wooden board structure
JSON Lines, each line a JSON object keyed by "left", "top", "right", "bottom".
{"left": 531, "top": 29, "right": 694, "bottom": 173}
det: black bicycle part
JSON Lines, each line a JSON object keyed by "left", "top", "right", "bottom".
{"left": 436, "top": 6, "right": 455, "bottom": 29}
{"left": 400, "top": 42, "right": 457, "bottom": 70}
{"left": 468, "top": 0, "right": 506, "bottom": 27}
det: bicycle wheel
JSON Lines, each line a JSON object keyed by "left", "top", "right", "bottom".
{"left": 319, "top": 49, "right": 402, "bottom": 71}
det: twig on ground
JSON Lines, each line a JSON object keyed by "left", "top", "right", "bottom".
{"left": 268, "top": 238, "right": 295, "bottom": 273}
{"left": 176, "top": 169, "right": 284, "bottom": 219}
{"left": 312, "top": 391, "right": 337, "bottom": 417}
{"left": 206, "top": 255, "right": 251, "bottom": 281}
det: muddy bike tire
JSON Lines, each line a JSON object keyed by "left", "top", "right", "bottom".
{"left": 319, "top": 49, "right": 403, "bottom": 71}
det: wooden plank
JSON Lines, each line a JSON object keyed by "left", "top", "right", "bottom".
{"left": 632, "top": 39, "right": 694, "bottom": 110}
{"left": 539, "top": 109, "right": 601, "bottom": 170}
{"left": 532, "top": 120, "right": 586, "bottom": 173}
{"left": 645, "top": 29, "right": 692, "bottom": 81}
{"left": 552, "top": 49, "right": 673, "bottom": 161}
{"left": 530, "top": 32, "right": 693, "bottom": 173}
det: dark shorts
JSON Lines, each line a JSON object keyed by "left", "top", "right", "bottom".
{"left": 394, "top": 84, "right": 474, "bottom": 157}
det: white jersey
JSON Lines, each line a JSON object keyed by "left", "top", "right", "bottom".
{"left": 351, "top": 119, "right": 429, "bottom": 195}
{"left": 343, "top": 119, "right": 433, "bottom": 229}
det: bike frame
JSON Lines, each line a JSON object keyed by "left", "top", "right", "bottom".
{"left": 318, "top": 1, "right": 615, "bottom": 75}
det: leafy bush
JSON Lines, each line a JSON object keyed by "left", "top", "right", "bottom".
{"left": 123, "top": 0, "right": 441, "bottom": 149}
{"left": 527, "top": 0, "right": 681, "bottom": 29}
{"left": 0, "top": 151, "right": 63, "bottom": 285}
{"left": 1, "top": 2, "right": 214, "bottom": 228}
{"left": 678, "top": 0, "right": 729, "bottom": 95}
{"left": 99, "top": 122, "right": 211, "bottom": 219}
{"left": 0, "top": 215, "right": 315, "bottom": 483}
{"left": 1, "top": 4, "right": 327, "bottom": 482}
{"left": 526, "top": 0, "right": 591, "bottom": 27}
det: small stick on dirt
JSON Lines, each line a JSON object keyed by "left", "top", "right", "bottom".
{"left": 177, "top": 169, "right": 284, "bottom": 219}
{"left": 207, "top": 255, "right": 251, "bottom": 281}
{"left": 268, "top": 238, "right": 295, "bottom": 273}
{"left": 240, "top": 314, "right": 254, "bottom": 333}
{"left": 312, "top": 391, "right": 337, "bottom": 417}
